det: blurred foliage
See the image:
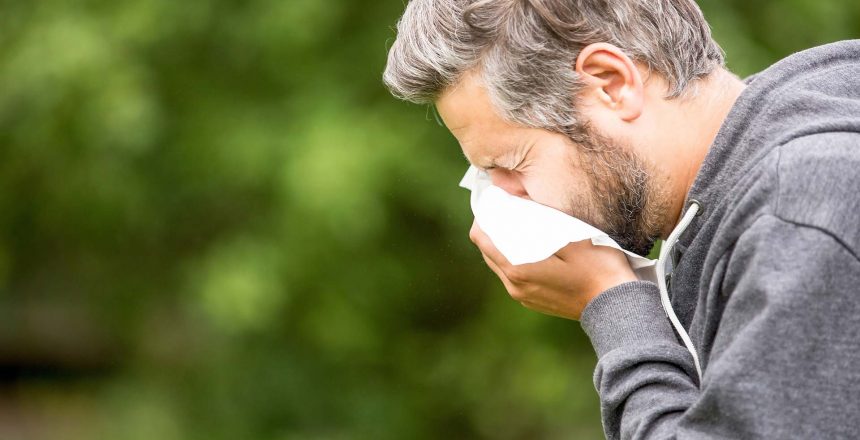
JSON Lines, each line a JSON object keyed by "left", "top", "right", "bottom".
{"left": 0, "top": 0, "right": 857, "bottom": 439}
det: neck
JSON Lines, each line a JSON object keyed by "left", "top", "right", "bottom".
{"left": 661, "top": 68, "right": 747, "bottom": 238}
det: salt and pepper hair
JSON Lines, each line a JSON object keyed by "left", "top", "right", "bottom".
{"left": 383, "top": 0, "right": 724, "bottom": 141}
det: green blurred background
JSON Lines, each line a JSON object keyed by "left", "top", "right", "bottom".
{"left": 0, "top": 1, "right": 857, "bottom": 438}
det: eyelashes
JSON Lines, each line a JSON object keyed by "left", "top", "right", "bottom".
{"left": 477, "top": 151, "right": 530, "bottom": 172}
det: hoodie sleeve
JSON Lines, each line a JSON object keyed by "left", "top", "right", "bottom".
{"left": 580, "top": 213, "right": 860, "bottom": 439}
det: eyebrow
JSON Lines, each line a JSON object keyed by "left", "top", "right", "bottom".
{"left": 465, "top": 150, "right": 516, "bottom": 171}
{"left": 461, "top": 149, "right": 491, "bottom": 169}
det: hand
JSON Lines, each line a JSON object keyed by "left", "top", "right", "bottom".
{"left": 469, "top": 221, "right": 638, "bottom": 320}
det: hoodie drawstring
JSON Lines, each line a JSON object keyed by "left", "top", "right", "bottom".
{"left": 655, "top": 200, "right": 703, "bottom": 383}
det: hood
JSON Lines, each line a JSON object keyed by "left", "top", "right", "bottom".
{"left": 680, "top": 39, "right": 860, "bottom": 247}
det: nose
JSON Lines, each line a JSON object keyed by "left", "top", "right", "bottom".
{"left": 488, "top": 169, "right": 529, "bottom": 198}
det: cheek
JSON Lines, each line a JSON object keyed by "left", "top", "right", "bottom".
{"left": 519, "top": 134, "right": 595, "bottom": 214}
{"left": 520, "top": 168, "right": 584, "bottom": 214}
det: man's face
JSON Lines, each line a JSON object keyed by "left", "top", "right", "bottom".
{"left": 437, "top": 71, "right": 669, "bottom": 256}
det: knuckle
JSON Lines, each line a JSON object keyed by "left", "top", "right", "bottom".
{"left": 505, "top": 267, "right": 528, "bottom": 284}
{"left": 508, "top": 289, "right": 528, "bottom": 302}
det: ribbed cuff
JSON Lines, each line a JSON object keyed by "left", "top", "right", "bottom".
{"left": 580, "top": 281, "right": 677, "bottom": 358}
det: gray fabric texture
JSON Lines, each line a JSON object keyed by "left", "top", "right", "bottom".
{"left": 579, "top": 40, "right": 860, "bottom": 439}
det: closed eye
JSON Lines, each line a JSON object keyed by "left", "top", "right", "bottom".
{"left": 511, "top": 144, "right": 533, "bottom": 171}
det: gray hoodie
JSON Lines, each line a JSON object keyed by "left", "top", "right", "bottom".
{"left": 580, "top": 40, "right": 860, "bottom": 439}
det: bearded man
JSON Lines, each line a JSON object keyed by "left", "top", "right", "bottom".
{"left": 383, "top": 0, "right": 860, "bottom": 438}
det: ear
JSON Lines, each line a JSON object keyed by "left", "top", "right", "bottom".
{"left": 575, "top": 43, "right": 644, "bottom": 122}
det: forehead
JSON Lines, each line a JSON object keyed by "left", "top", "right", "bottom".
{"left": 435, "top": 71, "right": 521, "bottom": 164}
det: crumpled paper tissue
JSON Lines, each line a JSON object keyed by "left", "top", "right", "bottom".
{"left": 459, "top": 166, "right": 658, "bottom": 284}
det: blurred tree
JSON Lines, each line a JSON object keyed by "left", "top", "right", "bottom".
{"left": 0, "top": 0, "right": 856, "bottom": 439}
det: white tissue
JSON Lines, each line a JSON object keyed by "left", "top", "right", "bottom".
{"left": 458, "top": 166, "right": 658, "bottom": 284}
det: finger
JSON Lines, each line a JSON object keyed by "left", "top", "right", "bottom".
{"left": 551, "top": 239, "right": 595, "bottom": 262}
{"left": 469, "top": 221, "right": 512, "bottom": 270}
{"left": 492, "top": 255, "right": 582, "bottom": 318}
{"left": 479, "top": 249, "right": 516, "bottom": 293}
{"left": 555, "top": 240, "right": 637, "bottom": 286}
{"left": 468, "top": 222, "right": 521, "bottom": 295}
{"left": 470, "top": 221, "right": 570, "bottom": 286}
{"left": 554, "top": 239, "right": 622, "bottom": 262}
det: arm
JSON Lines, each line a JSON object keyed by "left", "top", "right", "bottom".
{"left": 582, "top": 214, "right": 860, "bottom": 439}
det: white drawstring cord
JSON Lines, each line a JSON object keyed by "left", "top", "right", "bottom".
{"left": 655, "top": 201, "right": 703, "bottom": 383}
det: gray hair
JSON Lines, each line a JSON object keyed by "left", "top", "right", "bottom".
{"left": 383, "top": 0, "right": 724, "bottom": 140}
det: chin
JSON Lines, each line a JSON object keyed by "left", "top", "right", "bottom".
{"left": 613, "top": 233, "right": 657, "bottom": 257}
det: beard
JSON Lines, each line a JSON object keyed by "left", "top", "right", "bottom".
{"left": 564, "top": 128, "right": 670, "bottom": 257}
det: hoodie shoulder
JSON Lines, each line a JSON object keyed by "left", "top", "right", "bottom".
{"left": 776, "top": 132, "right": 860, "bottom": 252}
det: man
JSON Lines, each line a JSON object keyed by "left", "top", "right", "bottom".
{"left": 383, "top": 0, "right": 860, "bottom": 438}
